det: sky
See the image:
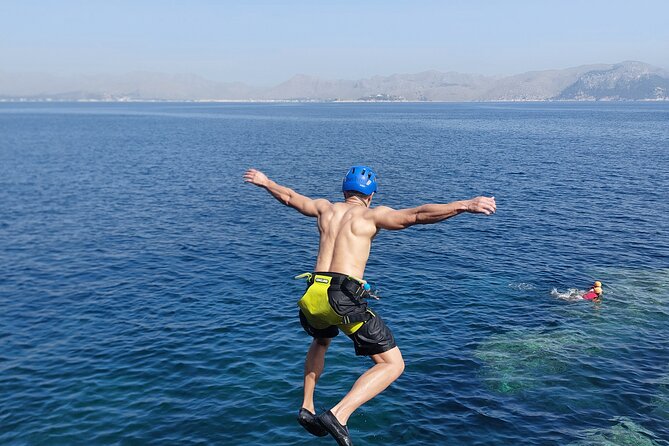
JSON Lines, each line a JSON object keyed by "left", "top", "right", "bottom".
{"left": 1, "top": 0, "right": 668, "bottom": 85}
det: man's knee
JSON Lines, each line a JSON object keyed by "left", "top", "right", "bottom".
{"left": 387, "top": 347, "right": 404, "bottom": 378}
{"left": 382, "top": 355, "right": 404, "bottom": 382}
{"left": 397, "top": 355, "right": 405, "bottom": 372}
{"left": 392, "top": 355, "right": 405, "bottom": 378}
{"left": 373, "top": 346, "right": 405, "bottom": 377}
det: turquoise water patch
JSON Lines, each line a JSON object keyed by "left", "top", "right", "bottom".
{"left": 475, "top": 328, "right": 600, "bottom": 394}
{"left": 552, "top": 268, "right": 669, "bottom": 344}
{"left": 593, "top": 267, "right": 669, "bottom": 308}
{"left": 651, "top": 373, "right": 669, "bottom": 418}
{"left": 568, "top": 419, "right": 662, "bottom": 446}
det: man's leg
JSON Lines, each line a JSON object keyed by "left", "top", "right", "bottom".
{"left": 329, "top": 346, "right": 404, "bottom": 425}
{"left": 302, "top": 337, "right": 331, "bottom": 413}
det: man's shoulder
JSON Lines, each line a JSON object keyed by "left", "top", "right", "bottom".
{"left": 363, "top": 206, "right": 398, "bottom": 226}
{"left": 313, "top": 198, "right": 334, "bottom": 210}
{"left": 370, "top": 205, "right": 396, "bottom": 214}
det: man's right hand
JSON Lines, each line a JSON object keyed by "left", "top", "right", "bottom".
{"left": 243, "top": 168, "right": 329, "bottom": 217}
{"left": 466, "top": 196, "right": 496, "bottom": 215}
{"left": 243, "top": 168, "right": 269, "bottom": 187}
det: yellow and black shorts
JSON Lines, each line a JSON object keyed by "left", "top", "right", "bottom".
{"left": 297, "top": 272, "right": 396, "bottom": 356}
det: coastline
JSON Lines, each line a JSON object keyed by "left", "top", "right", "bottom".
{"left": 1, "top": 98, "right": 668, "bottom": 103}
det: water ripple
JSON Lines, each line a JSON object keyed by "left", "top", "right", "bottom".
{"left": 1, "top": 102, "right": 668, "bottom": 445}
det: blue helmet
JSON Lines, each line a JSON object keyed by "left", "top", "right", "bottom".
{"left": 342, "top": 166, "right": 378, "bottom": 195}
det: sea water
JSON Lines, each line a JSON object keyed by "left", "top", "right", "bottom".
{"left": 1, "top": 102, "right": 668, "bottom": 445}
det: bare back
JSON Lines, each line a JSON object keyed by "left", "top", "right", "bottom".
{"left": 314, "top": 202, "right": 378, "bottom": 278}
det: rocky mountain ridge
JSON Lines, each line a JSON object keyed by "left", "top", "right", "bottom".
{"left": 1, "top": 61, "right": 667, "bottom": 101}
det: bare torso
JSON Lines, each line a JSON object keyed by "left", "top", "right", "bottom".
{"left": 314, "top": 201, "right": 378, "bottom": 278}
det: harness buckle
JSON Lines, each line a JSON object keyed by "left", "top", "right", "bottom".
{"left": 294, "top": 272, "right": 313, "bottom": 282}
{"left": 344, "top": 276, "right": 381, "bottom": 300}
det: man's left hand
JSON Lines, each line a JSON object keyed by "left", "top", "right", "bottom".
{"left": 466, "top": 196, "right": 496, "bottom": 215}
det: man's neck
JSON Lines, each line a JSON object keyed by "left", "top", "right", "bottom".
{"left": 344, "top": 196, "right": 369, "bottom": 208}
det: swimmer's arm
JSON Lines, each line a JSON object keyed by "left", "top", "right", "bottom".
{"left": 243, "top": 168, "right": 330, "bottom": 217}
{"left": 373, "top": 197, "right": 496, "bottom": 230}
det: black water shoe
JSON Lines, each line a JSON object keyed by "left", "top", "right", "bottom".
{"left": 318, "top": 410, "right": 353, "bottom": 446}
{"left": 297, "top": 408, "right": 327, "bottom": 437}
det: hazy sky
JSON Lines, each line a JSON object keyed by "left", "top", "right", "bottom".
{"left": 1, "top": 0, "right": 668, "bottom": 85}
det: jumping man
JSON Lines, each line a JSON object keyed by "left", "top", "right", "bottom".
{"left": 243, "top": 166, "right": 496, "bottom": 446}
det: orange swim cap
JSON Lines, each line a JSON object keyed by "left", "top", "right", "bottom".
{"left": 594, "top": 286, "right": 603, "bottom": 295}
{"left": 594, "top": 281, "right": 602, "bottom": 287}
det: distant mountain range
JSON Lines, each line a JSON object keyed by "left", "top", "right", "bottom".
{"left": 1, "top": 61, "right": 668, "bottom": 102}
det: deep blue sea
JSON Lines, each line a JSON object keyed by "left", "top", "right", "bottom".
{"left": 1, "top": 102, "right": 668, "bottom": 445}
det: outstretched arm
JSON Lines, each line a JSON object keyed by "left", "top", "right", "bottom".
{"left": 373, "top": 197, "right": 496, "bottom": 230}
{"left": 243, "top": 168, "right": 330, "bottom": 217}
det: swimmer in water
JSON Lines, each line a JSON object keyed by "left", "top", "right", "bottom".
{"left": 582, "top": 281, "right": 603, "bottom": 301}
